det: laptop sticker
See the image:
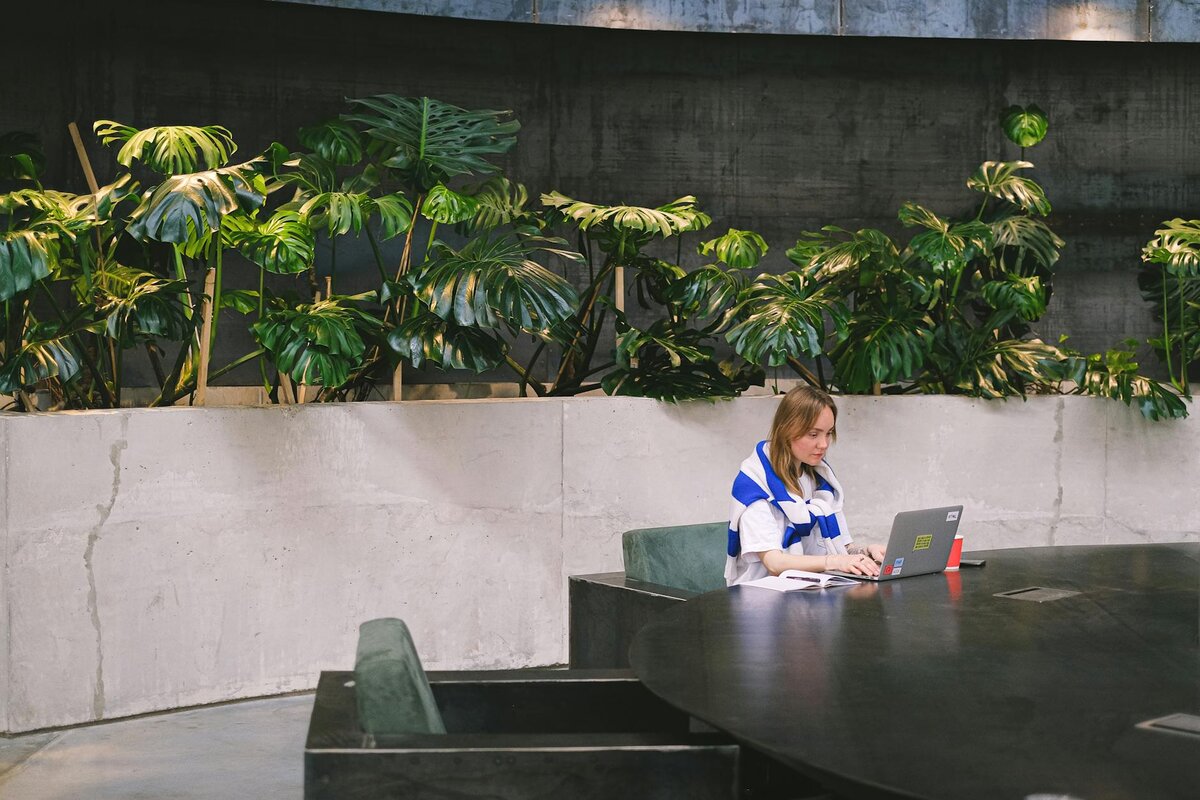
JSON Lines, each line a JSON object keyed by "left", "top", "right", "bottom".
{"left": 883, "top": 564, "right": 894, "bottom": 575}
{"left": 894, "top": 557, "right": 905, "bottom": 568}
{"left": 913, "top": 534, "right": 933, "bottom": 551}
{"left": 946, "top": 510, "right": 960, "bottom": 522}
{"left": 892, "top": 568, "right": 902, "bottom": 575}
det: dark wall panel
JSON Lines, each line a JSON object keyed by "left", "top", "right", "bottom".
{"left": 5, "top": 0, "right": 1198, "bottom": 381}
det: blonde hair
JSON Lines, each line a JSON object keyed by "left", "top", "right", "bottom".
{"left": 768, "top": 385, "right": 837, "bottom": 497}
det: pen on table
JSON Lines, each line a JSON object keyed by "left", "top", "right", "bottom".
{"left": 786, "top": 575, "right": 822, "bottom": 582}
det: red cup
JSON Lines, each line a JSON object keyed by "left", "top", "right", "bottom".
{"left": 945, "top": 534, "right": 964, "bottom": 571}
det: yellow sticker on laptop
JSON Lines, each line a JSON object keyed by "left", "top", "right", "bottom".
{"left": 913, "top": 534, "right": 933, "bottom": 551}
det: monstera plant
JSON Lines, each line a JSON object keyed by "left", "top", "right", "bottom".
{"left": 259, "top": 95, "right": 587, "bottom": 401}
{"left": 723, "top": 104, "right": 1185, "bottom": 420}
{"left": 1138, "top": 218, "right": 1200, "bottom": 397}
{"left": 0, "top": 129, "right": 213, "bottom": 410}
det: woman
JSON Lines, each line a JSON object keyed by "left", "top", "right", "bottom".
{"left": 724, "top": 385, "right": 884, "bottom": 586}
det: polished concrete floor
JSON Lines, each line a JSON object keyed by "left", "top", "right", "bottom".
{"left": 0, "top": 694, "right": 311, "bottom": 799}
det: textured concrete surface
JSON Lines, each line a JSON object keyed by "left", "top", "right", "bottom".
{"left": 269, "top": 0, "right": 1198, "bottom": 41}
{"left": 2, "top": 397, "right": 1198, "bottom": 733}
{"left": 2, "top": 402, "right": 564, "bottom": 733}
{"left": 0, "top": 694, "right": 309, "bottom": 800}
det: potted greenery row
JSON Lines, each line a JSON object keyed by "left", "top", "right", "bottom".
{"left": 0, "top": 98, "right": 1191, "bottom": 419}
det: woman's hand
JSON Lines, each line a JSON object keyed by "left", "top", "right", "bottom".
{"left": 825, "top": 552, "right": 881, "bottom": 577}
{"left": 864, "top": 543, "right": 886, "bottom": 562}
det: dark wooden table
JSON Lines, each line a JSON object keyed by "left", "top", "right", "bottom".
{"left": 630, "top": 544, "right": 1200, "bottom": 799}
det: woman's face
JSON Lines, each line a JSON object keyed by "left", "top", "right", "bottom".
{"left": 789, "top": 406, "right": 835, "bottom": 467}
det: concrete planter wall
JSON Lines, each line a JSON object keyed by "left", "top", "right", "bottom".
{"left": 2, "top": 395, "right": 1197, "bottom": 733}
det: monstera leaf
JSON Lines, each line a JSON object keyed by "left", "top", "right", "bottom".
{"left": 463, "top": 176, "right": 535, "bottom": 233}
{"left": 832, "top": 307, "right": 933, "bottom": 390}
{"left": 980, "top": 276, "right": 1048, "bottom": 322}
{"left": 0, "top": 229, "right": 58, "bottom": 301}
{"left": 371, "top": 193, "right": 414, "bottom": 239}
{"left": 602, "top": 321, "right": 746, "bottom": 402}
{"left": 421, "top": 183, "right": 478, "bottom": 225}
{"left": 95, "top": 121, "right": 237, "bottom": 174}
{"left": 543, "top": 192, "right": 707, "bottom": 238}
{"left": 0, "top": 323, "right": 82, "bottom": 392}
{"left": 225, "top": 210, "right": 315, "bottom": 275}
{"left": 387, "top": 308, "right": 508, "bottom": 372}
{"left": 1142, "top": 218, "right": 1200, "bottom": 277}
{"left": 667, "top": 264, "right": 745, "bottom": 322}
{"left": 899, "top": 202, "right": 992, "bottom": 271}
{"left": 127, "top": 164, "right": 265, "bottom": 245}
{"left": 1074, "top": 347, "right": 1189, "bottom": 421}
{"left": 990, "top": 214, "right": 1064, "bottom": 273}
{"left": 967, "top": 161, "right": 1051, "bottom": 216}
{"left": 411, "top": 235, "right": 580, "bottom": 338}
{"left": 541, "top": 192, "right": 710, "bottom": 260}
{"left": 0, "top": 132, "right": 45, "bottom": 182}
{"left": 931, "top": 330, "right": 1061, "bottom": 398}
{"left": 253, "top": 299, "right": 378, "bottom": 387}
{"left": 344, "top": 95, "right": 519, "bottom": 192}
{"left": 726, "top": 273, "right": 846, "bottom": 366}
{"left": 93, "top": 266, "right": 196, "bottom": 344}
{"left": 298, "top": 191, "right": 412, "bottom": 239}
{"left": 699, "top": 228, "right": 769, "bottom": 269}
{"left": 298, "top": 119, "right": 364, "bottom": 167}
{"left": 787, "top": 226, "right": 901, "bottom": 283}
{"left": 1000, "top": 105, "right": 1049, "bottom": 148}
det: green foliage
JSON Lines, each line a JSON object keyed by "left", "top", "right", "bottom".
{"left": 0, "top": 324, "right": 81, "bottom": 393}
{"left": 0, "top": 229, "right": 58, "bottom": 301}
{"left": 1064, "top": 346, "right": 1189, "bottom": 421}
{"left": 95, "top": 121, "right": 237, "bottom": 174}
{"left": 1142, "top": 218, "right": 1200, "bottom": 277}
{"left": 0, "top": 132, "right": 45, "bottom": 183}
{"left": 298, "top": 120, "right": 364, "bottom": 167}
{"left": 411, "top": 236, "right": 579, "bottom": 337}
{"left": 127, "top": 164, "right": 265, "bottom": 245}
{"left": 0, "top": 100, "right": 1184, "bottom": 422}
{"left": 1138, "top": 218, "right": 1200, "bottom": 395}
{"left": 542, "top": 192, "right": 710, "bottom": 262}
{"left": 344, "top": 95, "right": 519, "bottom": 193}
{"left": 225, "top": 210, "right": 315, "bottom": 275}
{"left": 387, "top": 308, "right": 508, "bottom": 372}
{"left": 725, "top": 274, "right": 844, "bottom": 366}
{"left": 762, "top": 121, "right": 1183, "bottom": 420}
{"left": 93, "top": 266, "right": 196, "bottom": 345}
{"left": 462, "top": 176, "right": 536, "bottom": 233}
{"left": 967, "top": 161, "right": 1051, "bottom": 215}
{"left": 698, "top": 228, "right": 769, "bottom": 269}
{"left": 1000, "top": 105, "right": 1049, "bottom": 148}
{"left": 602, "top": 318, "right": 759, "bottom": 402}
{"left": 421, "top": 183, "right": 478, "bottom": 225}
{"left": 252, "top": 298, "right": 379, "bottom": 387}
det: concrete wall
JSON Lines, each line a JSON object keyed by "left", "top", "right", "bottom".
{"left": 5, "top": 1, "right": 1198, "bottom": 387}
{"left": 271, "top": 1, "right": 1200, "bottom": 42}
{"left": 2, "top": 395, "right": 1197, "bottom": 732}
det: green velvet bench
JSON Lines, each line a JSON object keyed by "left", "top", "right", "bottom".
{"left": 305, "top": 618, "right": 741, "bottom": 800}
{"left": 569, "top": 522, "right": 727, "bottom": 669}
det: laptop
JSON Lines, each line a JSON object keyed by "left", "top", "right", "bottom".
{"left": 827, "top": 505, "right": 963, "bottom": 582}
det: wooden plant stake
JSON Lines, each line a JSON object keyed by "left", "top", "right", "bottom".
{"left": 277, "top": 372, "right": 295, "bottom": 405}
{"left": 195, "top": 269, "right": 217, "bottom": 405}
{"left": 615, "top": 265, "right": 625, "bottom": 313}
{"left": 67, "top": 122, "right": 100, "bottom": 194}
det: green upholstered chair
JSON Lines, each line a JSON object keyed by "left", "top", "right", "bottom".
{"left": 354, "top": 618, "right": 446, "bottom": 735}
{"left": 622, "top": 521, "right": 728, "bottom": 594}
{"left": 570, "top": 522, "right": 728, "bottom": 668}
